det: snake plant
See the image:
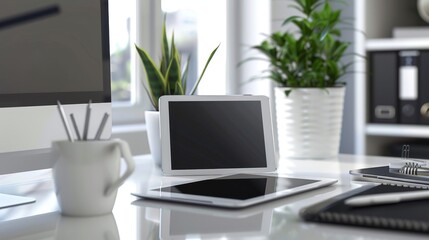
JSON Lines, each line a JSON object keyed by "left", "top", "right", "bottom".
{"left": 135, "top": 20, "right": 219, "bottom": 111}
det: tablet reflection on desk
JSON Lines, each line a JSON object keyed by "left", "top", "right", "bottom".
{"left": 134, "top": 200, "right": 273, "bottom": 239}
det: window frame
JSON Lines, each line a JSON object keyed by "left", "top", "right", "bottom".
{"left": 111, "top": 0, "right": 162, "bottom": 125}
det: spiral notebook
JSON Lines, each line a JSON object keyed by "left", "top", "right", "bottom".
{"left": 300, "top": 184, "right": 429, "bottom": 233}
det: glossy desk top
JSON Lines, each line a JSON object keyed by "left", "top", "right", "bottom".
{"left": 0, "top": 154, "right": 428, "bottom": 240}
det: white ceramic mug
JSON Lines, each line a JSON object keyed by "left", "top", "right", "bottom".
{"left": 52, "top": 139, "right": 135, "bottom": 217}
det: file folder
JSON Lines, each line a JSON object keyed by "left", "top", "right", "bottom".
{"left": 419, "top": 51, "right": 429, "bottom": 124}
{"left": 370, "top": 51, "right": 398, "bottom": 123}
{"left": 398, "top": 51, "right": 419, "bottom": 124}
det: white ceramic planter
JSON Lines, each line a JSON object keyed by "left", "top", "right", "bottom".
{"left": 275, "top": 86, "right": 345, "bottom": 159}
{"left": 145, "top": 111, "right": 161, "bottom": 166}
{"left": 418, "top": 0, "right": 429, "bottom": 23}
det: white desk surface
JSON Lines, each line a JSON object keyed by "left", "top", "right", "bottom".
{"left": 0, "top": 154, "right": 427, "bottom": 240}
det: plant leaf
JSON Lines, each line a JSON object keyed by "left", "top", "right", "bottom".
{"left": 165, "top": 54, "right": 181, "bottom": 95}
{"left": 174, "top": 80, "right": 185, "bottom": 95}
{"left": 182, "top": 54, "right": 192, "bottom": 93}
{"left": 141, "top": 81, "right": 158, "bottom": 111}
{"left": 190, "top": 44, "right": 220, "bottom": 95}
{"left": 161, "top": 15, "right": 170, "bottom": 76}
{"left": 284, "top": 89, "right": 292, "bottom": 97}
{"left": 135, "top": 44, "right": 166, "bottom": 109}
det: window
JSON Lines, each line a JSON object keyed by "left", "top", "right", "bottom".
{"left": 109, "top": 0, "right": 227, "bottom": 125}
{"left": 109, "top": 0, "right": 146, "bottom": 125}
{"left": 162, "top": 0, "right": 227, "bottom": 95}
{"left": 109, "top": 0, "right": 134, "bottom": 103}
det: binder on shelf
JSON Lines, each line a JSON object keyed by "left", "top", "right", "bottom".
{"left": 370, "top": 51, "right": 398, "bottom": 124}
{"left": 419, "top": 51, "right": 429, "bottom": 124}
{"left": 300, "top": 184, "right": 429, "bottom": 233}
{"left": 398, "top": 51, "right": 419, "bottom": 124}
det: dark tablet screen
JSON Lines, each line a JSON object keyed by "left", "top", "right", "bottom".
{"left": 168, "top": 101, "right": 267, "bottom": 170}
{"left": 155, "top": 174, "right": 319, "bottom": 200}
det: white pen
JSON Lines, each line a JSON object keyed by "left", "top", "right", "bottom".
{"left": 56, "top": 101, "right": 74, "bottom": 142}
{"left": 345, "top": 190, "right": 429, "bottom": 207}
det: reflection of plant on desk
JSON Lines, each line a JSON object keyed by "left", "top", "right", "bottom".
{"left": 135, "top": 18, "right": 219, "bottom": 111}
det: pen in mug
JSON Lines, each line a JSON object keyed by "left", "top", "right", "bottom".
{"left": 94, "top": 112, "right": 109, "bottom": 140}
{"left": 56, "top": 101, "right": 74, "bottom": 142}
{"left": 82, "top": 100, "right": 92, "bottom": 140}
{"left": 70, "top": 113, "right": 82, "bottom": 141}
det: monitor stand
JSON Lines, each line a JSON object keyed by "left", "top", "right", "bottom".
{"left": 0, "top": 193, "right": 35, "bottom": 209}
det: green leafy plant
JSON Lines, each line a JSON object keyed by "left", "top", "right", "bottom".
{"left": 251, "top": 0, "right": 350, "bottom": 95}
{"left": 135, "top": 19, "right": 219, "bottom": 111}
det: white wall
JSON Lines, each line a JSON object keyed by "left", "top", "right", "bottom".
{"left": 227, "top": 0, "right": 272, "bottom": 96}
{"left": 112, "top": 125, "right": 150, "bottom": 156}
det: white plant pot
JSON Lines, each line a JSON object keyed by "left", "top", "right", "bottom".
{"left": 418, "top": 0, "right": 429, "bottom": 23}
{"left": 145, "top": 111, "right": 161, "bottom": 166}
{"left": 275, "top": 86, "right": 345, "bottom": 159}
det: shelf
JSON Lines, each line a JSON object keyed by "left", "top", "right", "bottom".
{"left": 366, "top": 124, "right": 429, "bottom": 138}
{"left": 353, "top": 1, "right": 429, "bottom": 156}
{"left": 366, "top": 38, "right": 429, "bottom": 51}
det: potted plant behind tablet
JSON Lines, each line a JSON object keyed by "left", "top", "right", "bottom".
{"left": 135, "top": 18, "right": 219, "bottom": 166}
{"left": 251, "top": 0, "right": 351, "bottom": 159}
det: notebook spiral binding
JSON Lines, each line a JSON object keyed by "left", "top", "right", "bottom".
{"left": 318, "top": 211, "right": 429, "bottom": 232}
{"left": 383, "top": 182, "right": 429, "bottom": 189}
{"left": 399, "top": 162, "right": 429, "bottom": 176}
{"left": 396, "top": 144, "right": 429, "bottom": 176}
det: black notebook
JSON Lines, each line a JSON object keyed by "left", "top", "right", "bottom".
{"left": 300, "top": 184, "right": 429, "bottom": 233}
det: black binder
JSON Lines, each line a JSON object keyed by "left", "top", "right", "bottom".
{"left": 419, "top": 51, "right": 429, "bottom": 124}
{"left": 370, "top": 52, "right": 398, "bottom": 123}
{"left": 300, "top": 184, "right": 429, "bottom": 233}
{"left": 398, "top": 51, "right": 419, "bottom": 124}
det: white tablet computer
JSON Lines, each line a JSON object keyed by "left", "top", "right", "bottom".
{"left": 159, "top": 95, "right": 277, "bottom": 175}
{"left": 132, "top": 173, "right": 337, "bottom": 208}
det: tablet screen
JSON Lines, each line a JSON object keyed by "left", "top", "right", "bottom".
{"left": 154, "top": 174, "right": 319, "bottom": 200}
{"left": 168, "top": 101, "right": 267, "bottom": 170}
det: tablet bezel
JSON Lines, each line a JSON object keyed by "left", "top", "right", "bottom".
{"left": 134, "top": 174, "right": 337, "bottom": 208}
{"left": 159, "top": 95, "right": 277, "bottom": 175}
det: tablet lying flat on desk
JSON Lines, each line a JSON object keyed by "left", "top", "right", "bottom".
{"left": 132, "top": 174, "right": 337, "bottom": 208}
